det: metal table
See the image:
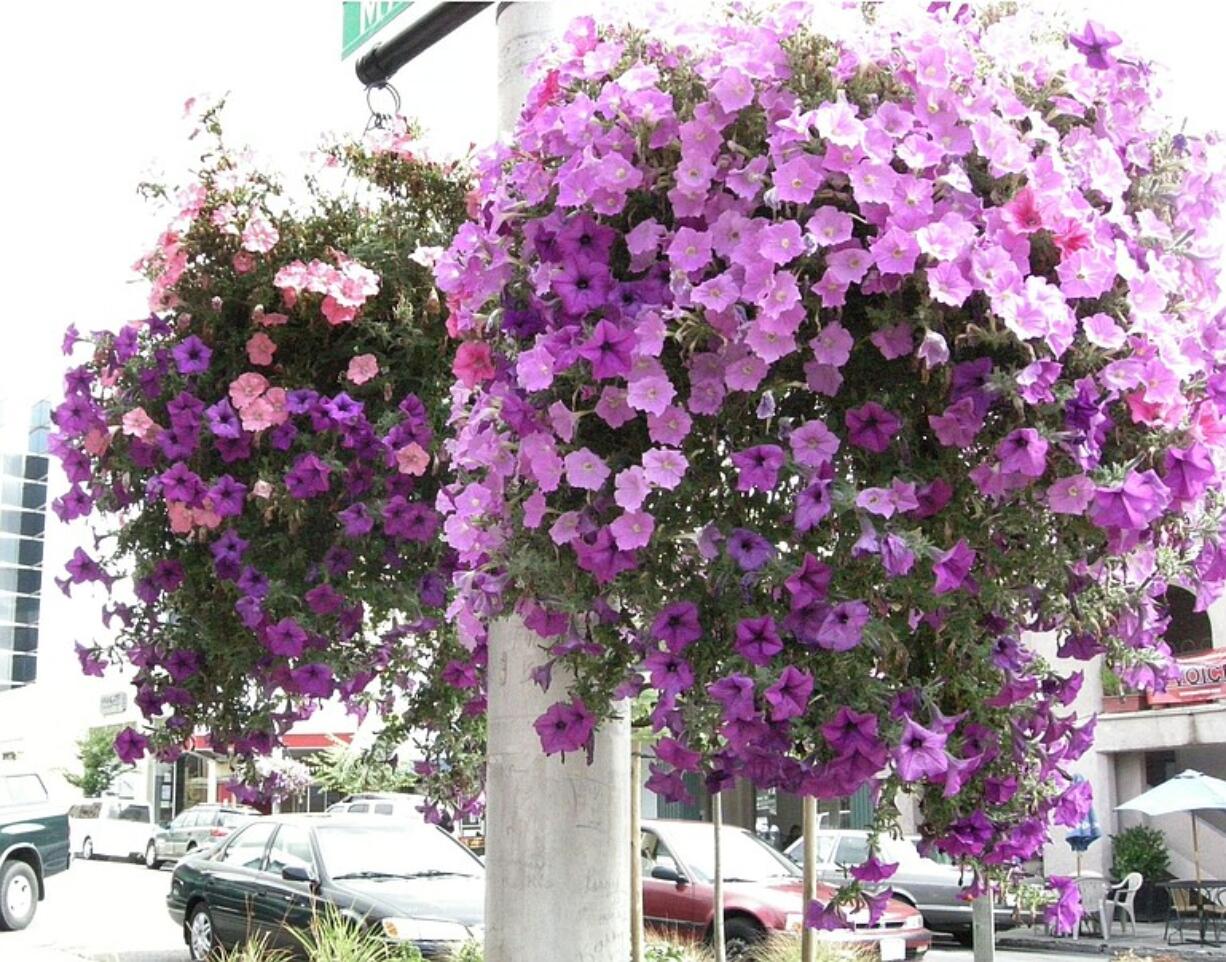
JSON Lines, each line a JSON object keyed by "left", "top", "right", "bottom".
{"left": 1160, "top": 880, "right": 1226, "bottom": 945}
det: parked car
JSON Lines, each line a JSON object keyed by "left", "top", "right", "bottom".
{"left": 167, "top": 814, "right": 483, "bottom": 961}
{"left": 642, "top": 819, "right": 929, "bottom": 960}
{"left": 0, "top": 770, "right": 70, "bottom": 931}
{"left": 68, "top": 795, "right": 158, "bottom": 862}
{"left": 785, "top": 829, "right": 1016, "bottom": 945}
{"left": 146, "top": 803, "right": 259, "bottom": 869}
{"left": 325, "top": 792, "right": 426, "bottom": 819}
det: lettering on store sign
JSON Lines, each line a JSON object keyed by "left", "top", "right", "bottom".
{"left": 1180, "top": 660, "right": 1226, "bottom": 688}
{"left": 99, "top": 692, "right": 127, "bottom": 716}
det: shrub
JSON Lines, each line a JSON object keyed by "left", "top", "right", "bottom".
{"left": 1112, "top": 825, "right": 1171, "bottom": 881}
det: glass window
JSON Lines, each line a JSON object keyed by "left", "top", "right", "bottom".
{"left": 69, "top": 801, "right": 102, "bottom": 819}
{"left": 18, "top": 512, "right": 43, "bottom": 539}
{"left": 0, "top": 774, "right": 47, "bottom": 805}
{"left": 814, "top": 834, "right": 837, "bottom": 863}
{"left": 23, "top": 456, "right": 49, "bottom": 482}
{"left": 640, "top": 831, "right": 682, "bottom": 877}
{"left": 314, "top": 824, "right": 481, "bottom": 880}
{"left": 220, "top": 822, "right": 276, "bottom": 869}
{"left": 219, "top": 811, "right": 251, "bottom": 828}
{"left": 835, "top": 835, "right": 870, "bottom": 867}
{"left": 374, "top": 803, "right": 394, "bottom": 815}
{"left": 118, "top": 804, "right": 151, "bottom": 823}
{"left": 348, "top": 803, "right": 369, "bottom": 814}
{"left": 267, "top": 825, "right": 316, "bottom": 877}
{"left": 661, "top": 824, "right": 799, "bottom": 884}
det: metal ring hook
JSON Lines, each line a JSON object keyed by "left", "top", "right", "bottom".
{"left": 364, "top": 82, "right": 402, "bottom": 132}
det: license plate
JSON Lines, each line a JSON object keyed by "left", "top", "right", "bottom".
{"left": 880, "top": 936, "right": 905, "bottom": 961}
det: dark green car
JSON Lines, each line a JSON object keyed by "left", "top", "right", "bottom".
{"left": 166, "top": 814, "right": 484, "bottom": 960}
{"left": 0, "top": 771, "right": 71, "bottom": 931}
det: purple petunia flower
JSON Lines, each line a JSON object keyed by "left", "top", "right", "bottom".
{"left": 894, "top": 715, "right": 949, "bottom": 782}
{"left": 291, "top": 662, "right": 335, "bottom": 699}
{"left": 735, "top": 616, "right": 783, "bottom": 666}
{"left": 171, "top": 335, "right": 212, "bottom": 375}
{"left": 996, "top": 428, "right": 1048, "bottom": 478}
{"left": 205, "top": 399, "right": 242, "bottom": 439}
{"left": 845, "top": 402, "right": 902, "bottom": 454}
{"left": 1089, "top": 469, "right": 1170, "bottom": 532}
{"left": 114, "top": 727, "right": 149, "bottom": 764}
{"left": 264, "top": 617, "right": 307, "bottom": 658}
{"left": 815, "top": 600, "right": 870, "bottom": 651}
{"left": 644, "top": 649, "right": 695, "bottom": 696}
{"left": 284, "top": 453, "right": 332, "bottom": 499}
{"left": 651, "top": 602, "right": 703, "bottom": 652}
{"left": 1044, "top": 876, "right": 1084, "bottom": 936}
{"left": 338, "top": 502, "right": 375, "bottom": 538}
{"left": 208, "top": 474, "right": 247, "bottom": 518}
{"left": 764, "top": 666, "right": 813, "bottom": 721}
{"left": 731, "top": 444, "right": 785, "bottom": 493}
{"left": 726, "top": 527, "right": 775, "bottom": 571}
{"left": 578, "top": 319, "right": 634, "bottom": 380}
{"left": 932, "top": 539, "right": 977, "bottom": 595}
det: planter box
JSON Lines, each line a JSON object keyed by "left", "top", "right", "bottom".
{"left": 1102, "top": 694, "right": 1146, "bottom": 713}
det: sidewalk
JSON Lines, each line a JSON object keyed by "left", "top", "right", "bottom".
{"left": 998, "top": 920, "right": 1224, "bottom": 959}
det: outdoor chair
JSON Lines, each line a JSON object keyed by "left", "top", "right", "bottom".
{"left": 1109, "top": 872, "right": 1143, "bottom": 935}
{"left": 1165, "top": 886, "right": 1213, "bottom": 944}
{"left": 1075, "top": 877, "right": 1111, "bottom": 942}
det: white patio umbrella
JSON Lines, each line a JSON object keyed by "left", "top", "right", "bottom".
{"left": 1116, "top": 770, "right": 1226, "bottom": 885}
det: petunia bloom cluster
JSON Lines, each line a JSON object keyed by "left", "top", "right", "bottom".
{"left": 436, "top": 4, "right": 1226, "bottom": 927}
{"left": 51, "top": 104, "right": 475, "bottom": 807}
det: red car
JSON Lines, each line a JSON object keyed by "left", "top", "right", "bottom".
{"left": 642, "top": 819, "right": 930, "bottom": 960}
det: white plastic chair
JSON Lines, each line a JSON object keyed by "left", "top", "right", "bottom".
{"left": 1075, "top": 876, "right": 1111, "bottom": 942}
{"left": 1110, "top": 872, "right": 1143, "bottom": 935}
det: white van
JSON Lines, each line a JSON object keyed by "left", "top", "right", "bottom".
{"left": 68, "top": 796, "right": 158, "bottom": 862}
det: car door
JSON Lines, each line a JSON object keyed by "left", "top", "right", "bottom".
{"left": 255, "top": 824, "right": 320, "bottom": 951}
{"left": 207, "top": 821, "right": 278, "bottom": 945}
{"left": 162, "top": 811, "right": 190, "bottom": 858}
{"left": 115, "top": 802, "right": 153, "bottom": 858}
{"left": 641, "top": 830, "right": 706, "bottom": 940}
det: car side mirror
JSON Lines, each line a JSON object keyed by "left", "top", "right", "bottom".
{"left": 282, "top": 865, "right": 317, "bottom": 885}
{"left": 650, "top": 866, "right": 688, "bottom": 886}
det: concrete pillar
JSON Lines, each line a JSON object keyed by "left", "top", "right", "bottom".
{"left": 722, "top": 778, "right": 758, "bottom": 831}
{"left": 972, "top": 893, "right": 996, "bottom": 962}
{"left": 496, "top": 2, "right": 564, "bottom": 133}
{"left": 485, "top": 616, "right": 630, "bottom": 962}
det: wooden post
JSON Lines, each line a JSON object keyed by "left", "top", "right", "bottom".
{"left": 712, "top": 791, "right": 726, "bottom": 962}
{"left": 630, "top": 747, "right": 644, "bottom": 962}
{"left": 972, "top": 890, "right": 996, "bottom": 962}
{"left": 801, "top": 796, "right": 817, "bottom": 962}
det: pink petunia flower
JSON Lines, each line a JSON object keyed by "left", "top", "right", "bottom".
{"left": 347, "top": 354, "right": 379, "bottom": 384}
{"left": 246, "top": 332, "right": 277, "bottom": 366}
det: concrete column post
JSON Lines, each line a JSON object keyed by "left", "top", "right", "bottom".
{"left": 484, "top": 615, "right": 630, "bottom": 962}
{"left": 972, "top": 892, "right": 996, "bottom": 962}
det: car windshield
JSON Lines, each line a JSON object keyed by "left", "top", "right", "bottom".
{"left": 664, "top": 825, "right": 799, "bottom": 883}
{"left": 316, "top": 824, "right": 482, "bottom": 881}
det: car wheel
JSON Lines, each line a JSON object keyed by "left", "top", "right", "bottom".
{"left": 145, "top": 841, "right": 162, "bottom": 870}
{"left": 81, "top": 837, "right": 94, "bottom": 860}
{"left": 188, "top": 903, "right": 220, "bottom": 962}
{"left": 723, "top": 917, "right": 765, "bottom": 961}
{"left": 955, "top": 929, "right": 975, "bottom": 947}
{"left": 0, "top": 861, "right": 38, "bottom": 931}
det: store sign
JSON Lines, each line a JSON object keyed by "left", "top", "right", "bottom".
{"left": 99, "top": 692, "right": 127, "bottom": 716}
{"left": 342, "top": 1, "right": 413, "bottom": 59}
{"left": 1147, "top": 650, "right": 1226, "bottom": 708}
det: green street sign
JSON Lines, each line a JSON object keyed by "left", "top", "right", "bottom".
{"left": 342, "top": 1, "right": 413, "bottom": 60}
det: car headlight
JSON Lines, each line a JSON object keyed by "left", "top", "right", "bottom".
{"left": 381, "top": 917, "right": 472, "bottom": 942}
{"left": 784, "top": 913, "right": 804, "bottom": 933}
{"left": 902, "top": 914, "right": 924, "bottom": 930}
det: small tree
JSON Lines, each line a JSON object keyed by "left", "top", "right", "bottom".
{"left": 307, "top": 741, "right": 416, "bottom": 797}
{"left": 64, "top": 726, "right": 127, "bottom": 797}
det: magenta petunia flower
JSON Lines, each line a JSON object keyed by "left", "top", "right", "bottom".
{"left": 610, "top": 510, "right": 654, "bottom": 550}
{"left": 1068, "top": 20, "right": 1122, "bottom": 70}
{"left": 788, "top": 419, "right": 839, "bottom": 468}
{"left": 1090, "top": 469, "right": 1170, "bottom": 531}
{"left": 785, "top": 554, "right": 832, "bottom": 607}
{"left": 644, "top": 649, "right": 695, "bottom": 696}
{"left": 114, "top": 727, "right": 150, "bottom": 764}
{"left": 928, "top": 397, "right": 982, "bottom": 447}
{"left": 264, "top": 617, "right": 307, "bottom": 658}
{"left": 845, "top": 402, "right": 902, "bottom": 454}
{"left": 533, "top": 698, "right": 597, "bottom": 755}
{"left": 578, "top": 319, "right": 634, "bottom": 380}
{"left": 291, "top": 662, "right": 335, "bottom": 699}
{"left": 1046, "top": 475, "right": 1094, "bottom": 515}
{"left": 727, "top": 527, "right": 775, "bottom": 571}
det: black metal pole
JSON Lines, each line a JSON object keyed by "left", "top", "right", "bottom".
{"left": 355, "top": 2, "right": 494, "bottom": 87}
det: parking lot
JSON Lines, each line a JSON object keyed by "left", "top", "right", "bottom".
{"left": 3, "top": 855, "right": 1086, "bottom": 962}
{"left": 5, "top": 857, "right": 186, "bottom": 962}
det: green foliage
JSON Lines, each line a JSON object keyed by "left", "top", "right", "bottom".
{"left": 217, "top": 934, "right": 292, "bottom": 962}
{"left": 1112, "top": 825, "right": 1171, "bottom": 881}
{"left": 644, "top": 939, "right": 714, "bottom": 962}
{"left": 307, "top": 741, "right": 416, "bottom": 797}
{"left": 751, "top": 935, "right": 870, "bottom": 962}
{"left": 292, "top": 906, "right": 424, "bottom": 962}
{"left": 446, "top": 942, "right": 484, "bottom": 962}
{"left": 64, "top": 726, "right": 126, "bottom": 798}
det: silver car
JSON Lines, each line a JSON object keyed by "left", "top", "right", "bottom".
{"left": 785, "top": 829, "right": 1015, "bottom": 945}
{"left": 145, "top": 803, "right": 258, "bottom": 869}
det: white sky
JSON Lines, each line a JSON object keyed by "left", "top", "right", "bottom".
{"left": 0, "top": 0, "right": 1220, "bottom": 416}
